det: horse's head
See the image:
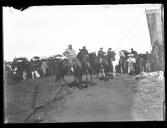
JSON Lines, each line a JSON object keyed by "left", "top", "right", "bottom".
{"left": 60, "top": 59, "right": 68, "bottom": 70}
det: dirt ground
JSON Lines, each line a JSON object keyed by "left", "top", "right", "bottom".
{"left": 4, "top": 73, "right": 164, "bottom": 123}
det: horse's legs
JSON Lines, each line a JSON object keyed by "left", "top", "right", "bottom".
{"left": 85, "top": 70, "right": 89, "bottom": 87}
{"left": 90, "top": 72, "right": 93, "bottom": 85}
{"left": 79, "top": 78, "right": 82, "bottom": 89}
{"left": 86, "top": 71, "right": 88, "bottom": 82}
{"left": 120, "top": 64, "right": 123, "bottom": 74}
{"left": 32, "top": 71, "right": 34, "bottom": 79}
{"left": 76, "top": 76, "right": 82, "bottom": 90}
{"left": 102, "top": 67, "right": 105, "bottom": 78}
{"left": 140, "top": 65, "right": 143, "bottom": 73}
{"left": 96, "top": 72, "right": 99, "bottom": 79}
{"left": 112, "top": 65, "right": 115, "bottom": 77}
{"left": 59, "top": 79, "right": 61, "bottom": 86}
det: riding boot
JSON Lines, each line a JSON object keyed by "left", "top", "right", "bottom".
{"left": 67, "top": 66, "right": 71, "bottom": 75}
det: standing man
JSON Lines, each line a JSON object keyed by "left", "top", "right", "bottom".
{"left": 63, "top": 44, "right": 77, "bottom": 74}
{"left": 41, "top": 59, "right": 48, "bottom": 77}
{"left": 145, "top": 51, "right": 151, "bottom": 72}
{"left": 127, "top": 54, "right": 136, "bottom": 74}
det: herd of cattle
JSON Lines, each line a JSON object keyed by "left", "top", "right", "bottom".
{"left": 4, "top": 50, "right": 159, "bottom": 84}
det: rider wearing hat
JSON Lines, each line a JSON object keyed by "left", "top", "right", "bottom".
{"left": 63, "top": 44, "right": 77, "bottom": 74}
{"left": 98, "top": 47, "right": 106, "bottom": 71}
{"left": 131, "top": 48, "right": 137, "bottom": 57}
{"left": 80, "top": 46, "right": 89, "bottom": 56}
{"left": 107, "top": 48, "right": 115, "bottom": 59}
{"left": 63, "top": 44, "right": 77, "bottom": 59}
{"left": 98, "top": 47, "right": 106, "bottom": 59}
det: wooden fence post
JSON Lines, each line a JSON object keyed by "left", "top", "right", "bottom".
{"left": 23, "top": 83, "right": 39, "bottom": 122}
{"left": 31, "top": 83, "right": 39, "bottom": 109}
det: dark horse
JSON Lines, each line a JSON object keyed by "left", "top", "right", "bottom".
{"left": 76, "top": 50, "right": 93, "bottom": 85}
{"left": 119, "top": 54, "right": 128, "bottom": 74}
{"left": 118, "top": 51, "right": 130, "bottom": 74}
{"left": 89, "top": 52, "right": 101, "bottom": 79}
{"left": 100, "top": 55, "right": 114, "bottom": 80}
{"left": 55, "top": 58, "right": 83, "bottom": 89}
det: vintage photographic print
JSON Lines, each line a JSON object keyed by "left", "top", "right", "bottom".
{"left": 3, "top": 4, "right": 165, "bottom": 123}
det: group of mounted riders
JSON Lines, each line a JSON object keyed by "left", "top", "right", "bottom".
{"left": 56, "top": 44, "right": 152, "bottom": 88}
{"left": 62, "top": 44, "right": 115, "bottom": 75}
{"left": 61, "top": 44, "right": 150, "bottom": 78}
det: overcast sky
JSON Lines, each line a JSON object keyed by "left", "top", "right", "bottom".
{"left": 3, "top": 4, "right": 161, "bottom": 61}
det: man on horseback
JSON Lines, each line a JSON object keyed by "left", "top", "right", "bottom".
{"left": 98, "top": 47, "right": 106, "bottom": 62}
{"left": 80, "top": 46, "right": 89, "bottom": 56}
{"left": 107, "top": 48, "right": 115, "bottom": 60}
{"left": 63, "top": 44, "right": 77, "bottom": 74}
{"left": 107, "top": 48, "right": 112, "bottom": 57}
{"left": 98, "top": 47, "right": 106, "bottom": 72}
{"left": 131, "top": 48, "right": 137, "bottom": 57}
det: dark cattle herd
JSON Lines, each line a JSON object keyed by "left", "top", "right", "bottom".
{"left": 4, "top": 48, "right": 159, "bottom": 88}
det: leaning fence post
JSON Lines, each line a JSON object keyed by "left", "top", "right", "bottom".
{"left": 23, "top": 83, "right": 39, "bottom": 123}
{"left": 31, "top": 83, "right": 39, "bottom": 109}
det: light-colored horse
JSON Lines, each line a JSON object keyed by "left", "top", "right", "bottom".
{"left": 111, "top": 51, "right": 120, "bottom": 77}
{"left": 41, "top": 61, "right": 48, "bottom": 77}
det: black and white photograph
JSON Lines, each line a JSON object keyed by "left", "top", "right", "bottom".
{"left": 3, "top": 4, "right": 165, "bottom": 123}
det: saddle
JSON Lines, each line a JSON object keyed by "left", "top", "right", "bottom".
{"left": 66, "top": 58, "right": 82, "bottom": 73}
